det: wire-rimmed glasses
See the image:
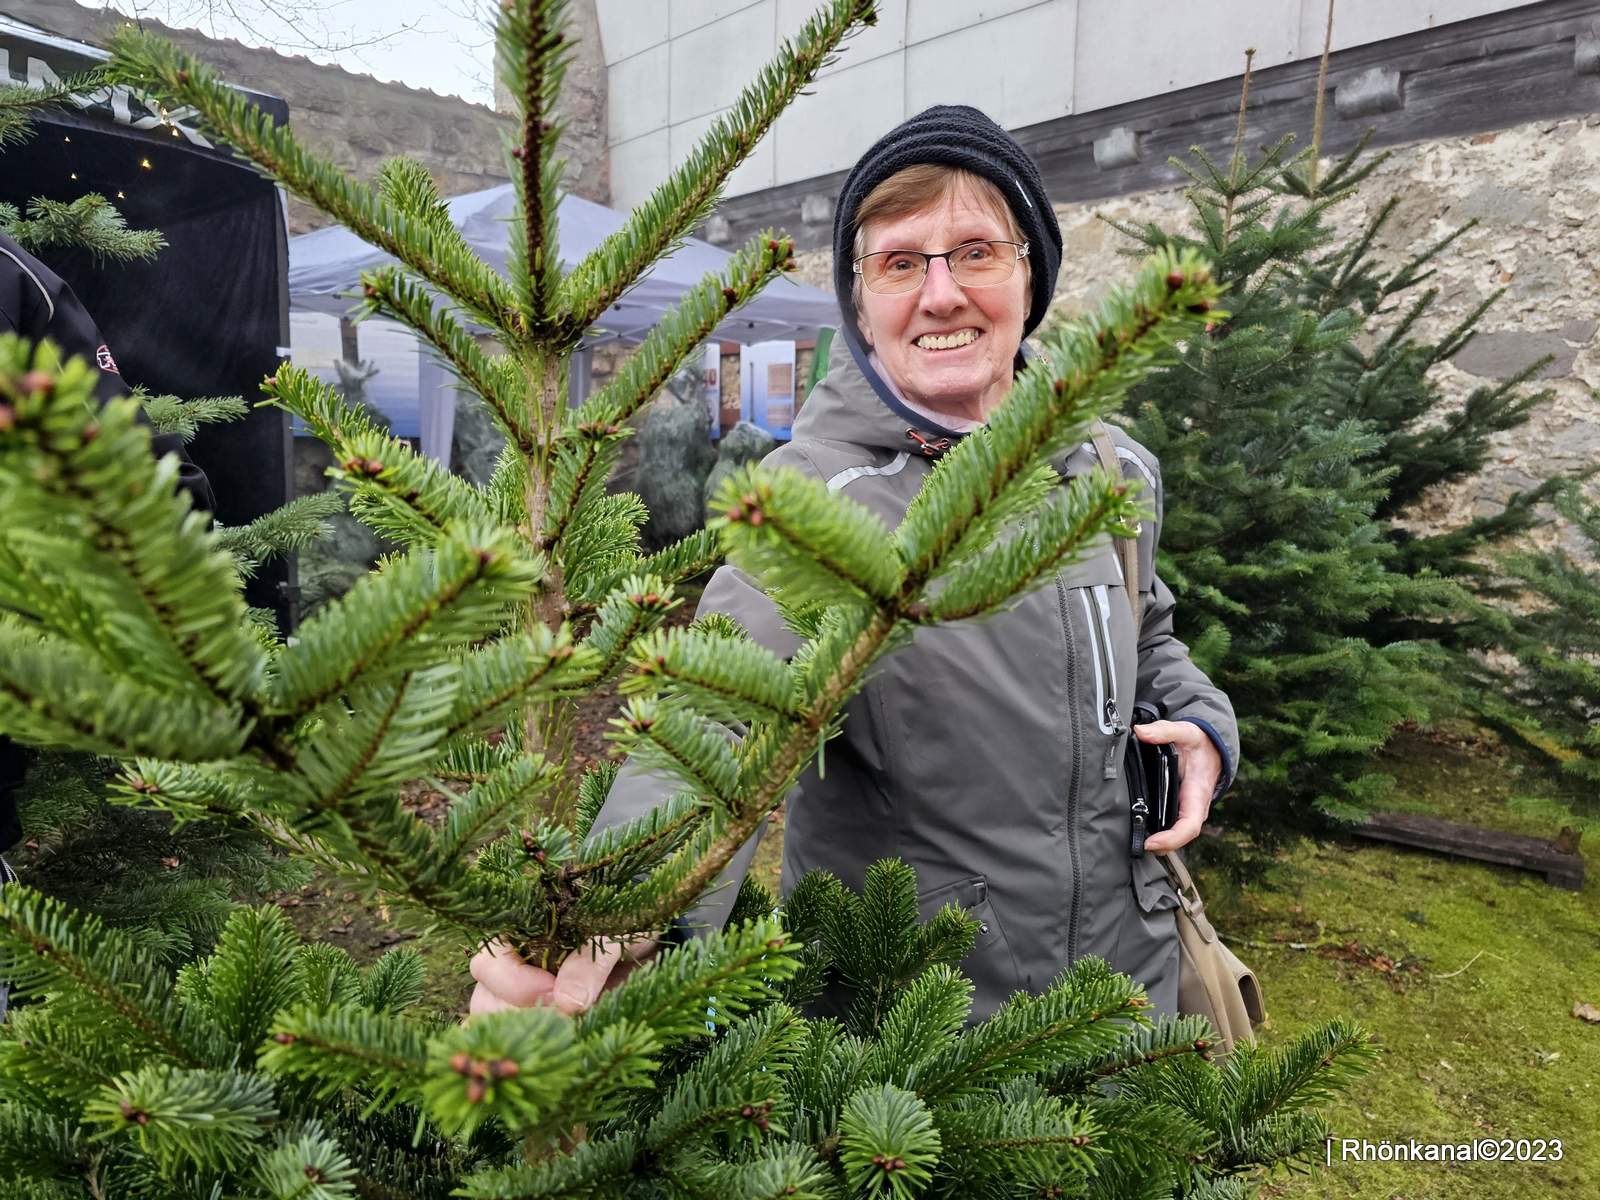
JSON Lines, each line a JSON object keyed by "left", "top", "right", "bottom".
{"left": 851, "top": 239, "right": 1029, "bottom": 295}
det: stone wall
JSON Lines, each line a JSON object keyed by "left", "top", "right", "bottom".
{"left": 791, "top": 114, "right": 1600, "bottom": 550}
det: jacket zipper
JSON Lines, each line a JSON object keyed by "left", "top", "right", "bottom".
{"left": 1080, "top": 583, "right": 1127, "bottom": 779}
{"left": 1055, "top": 576, "right": 1082, "bottom": 965}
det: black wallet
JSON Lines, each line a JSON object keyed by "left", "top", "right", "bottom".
{"left": 1125, "top": 701, "right": 1179, "bottom": 857}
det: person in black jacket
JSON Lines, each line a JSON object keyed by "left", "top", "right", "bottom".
{"left": 0, "top": 231, "right": 216, "bottom": 858}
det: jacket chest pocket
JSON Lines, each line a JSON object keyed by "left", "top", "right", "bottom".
{"left": 1057, "top": 550, "right": 1135, "bottom": 782}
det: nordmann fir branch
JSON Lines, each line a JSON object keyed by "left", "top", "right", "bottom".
{"left": 0, "top": 348, "right": 265, "bottom": 708}
{"left": 495, "top": 0, "right": 572, "bottom": 333}
{"left": 548, "top": 232, "right": 799, "bottom": 555}
{"left": 894, "top": 249, "right": 1224, "bottom": 584}
{"left": 105, "top": 30, "right": 524, "bottom": 346}
{"left": 355, "top": 267, "right": 540, "bottom": 460}
{"left": 261, "top": 365, "right": 493, "bottom": 547}
{"left": 599, "top": 252, "right": 1224, "bottom": 940}
{"left": 558, "top": 0, "right": 878, "bottom": 331}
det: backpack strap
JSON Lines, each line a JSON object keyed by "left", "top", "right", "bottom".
{"left": 1088, "top": 421, "right": 1143, "bottom": 630}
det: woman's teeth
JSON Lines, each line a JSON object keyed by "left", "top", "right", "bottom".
{"left": 915, "top": 329, "right": 979, "bottom": 350}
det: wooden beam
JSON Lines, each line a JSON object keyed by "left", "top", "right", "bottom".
{"left": 1352, "top": 811, "right": 1586, "bottom": 890}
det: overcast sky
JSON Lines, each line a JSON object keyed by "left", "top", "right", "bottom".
{"left": 78, "top": 0, "right": 498, "bottom": 105}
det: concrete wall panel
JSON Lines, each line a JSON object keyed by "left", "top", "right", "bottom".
{"left": 670, "top": 1, "right": 777, "bottom": 123}
{"left": 904, "top": 1, "right": 1073, "bottom": 130}
{"left": 595, "top": 0, "right": 670, "bottom": 65}
{"left": 906, "top": 0, "right": 1051, "bottom": 46}
{"left": 670, "top": 0, "right": 768, "bottom": 38}
{"left": 772, "top": 53, "right": 906, "bottom": 185}
{"left": 1295, "top": 0, "right": 1528, "bottom": 56}
{"left": 607, "top": 42, "right": 670, "bottom": 144}
{"left": 609, "top": 127, "right": 672, "bottom": 212}
{"left": 1073, "top": 0, "right": 1299, "bottom": 114}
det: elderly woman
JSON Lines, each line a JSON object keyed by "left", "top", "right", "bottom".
{"left": 471, "top": 106, "right": 1238, "bottom": 1022}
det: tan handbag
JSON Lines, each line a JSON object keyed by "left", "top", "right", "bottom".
{"left": 1090, "top": 424, "right": 1265, "bottom": 1054}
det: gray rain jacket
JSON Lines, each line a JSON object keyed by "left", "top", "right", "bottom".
{"left": 591, "top": 344, "right": 1239, "bottom": 1020}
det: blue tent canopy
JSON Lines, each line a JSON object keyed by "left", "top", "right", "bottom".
{"left": 288, "top": 184, "right": 840, "bottom": 346}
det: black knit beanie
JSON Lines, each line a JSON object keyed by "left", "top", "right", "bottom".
{"left": 832, "top": 105, "right": 1062, "bottom": 348}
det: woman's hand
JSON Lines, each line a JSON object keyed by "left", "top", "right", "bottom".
{"left": 468, "top": 935, "right": 658, "bottom": 1017}
{"left": 1132, "top": 719, "right": 1222, "bottom": 854}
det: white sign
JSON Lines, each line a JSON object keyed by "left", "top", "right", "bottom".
{"left": 740, "top": 340, "right": 797, "bottom": 440}
{"left": 702, "top": 343, "right": 722, "bottom": 438}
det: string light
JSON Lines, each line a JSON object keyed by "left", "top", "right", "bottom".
{"left": 62, "top": 134, "right": 71, "bottom": 143}
{"left": 69, "top": 172, "right": 77, "bottom": 180}
{"left": 116, "top": 190, "right": 126, "bottom": 199}
{"left": 139, "top": 158, "right": 152, "bottom": 170}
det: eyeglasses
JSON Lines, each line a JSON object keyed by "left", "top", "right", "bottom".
{"left": 852, "top": 239, "right": 1029, "bottom": 295}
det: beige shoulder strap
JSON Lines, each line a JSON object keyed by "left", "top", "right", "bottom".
{"left": 1088, "top": 422, "right": 1143, "bottom": 630}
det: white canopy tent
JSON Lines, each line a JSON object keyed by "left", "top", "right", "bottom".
{"left": 287, "top": 185, "right": 841, "bottom": 460}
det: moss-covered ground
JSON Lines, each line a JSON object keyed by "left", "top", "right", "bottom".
{"left": 1208, "top": 724, "right": 1599, "bottom": 1197}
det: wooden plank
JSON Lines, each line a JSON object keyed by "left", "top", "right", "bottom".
{"left": 1352, "top": 811, "right": 1586, "bottom": 891}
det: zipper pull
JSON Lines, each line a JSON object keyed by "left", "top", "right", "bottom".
{"left": 1105, "top": 697, "right": 1126, "bottom": 735}
{"left": 1130, "top": 799, "right": 1149, "bottom": 857}
{"left": 1103, "top": 698, "right": 1127, "bottom": 779}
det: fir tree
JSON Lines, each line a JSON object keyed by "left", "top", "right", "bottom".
{"left": 1107, "top": 125, "right": 1566, "bottom": 849}
{"left": 0, "top": 1, "right": 1374, "bottom": 1193}
{"left": 1469, "top": 481, "right": 1600, "bottom": 814}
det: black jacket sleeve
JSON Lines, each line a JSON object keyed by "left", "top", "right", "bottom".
{"left": 0, "top": 234, "right": 216, "bottom": 512}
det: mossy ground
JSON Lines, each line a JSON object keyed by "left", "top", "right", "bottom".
{"left": 1208, "top": 724, "right": 1599, "bottom": 1197}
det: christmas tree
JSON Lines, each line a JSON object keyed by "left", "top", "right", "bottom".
{"left": 0, "top": 1, "right": 1374, "bottom": 1193}
{"left": 1470, "top": 481, "right": 1600, "bottom": 816}
{"left": 1108, "top": 124, "right": 1567, "bottom": 849}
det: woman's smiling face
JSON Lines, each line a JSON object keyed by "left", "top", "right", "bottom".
{"left": 854, "top": 177, "right": 1029, "bottom": 426}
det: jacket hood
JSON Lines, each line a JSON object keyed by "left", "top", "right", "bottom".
{"left": 794, "top": 328, "right": 1031, "bottom": 461}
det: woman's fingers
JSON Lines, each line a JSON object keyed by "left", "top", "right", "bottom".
{"left": 1144, "top": 765, "right": 1210, "bottom": 850}
{"left": 468, "top": 982, "right": 519, "bottom": 1015}
{"left": 547, "top": 940, "right": 623, "bottom": 1015}
{"left": 469, "top": 939, "right": 557, "bottom": 1008}
{"left": 1131, "top": 719, "right": 1201, "bottom": 749}
{"left": 467, "top": 935, "right": 664, "bottom": 1018}
{"left": 1135, "top": 719, "right": 1220, "bottom": 853}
